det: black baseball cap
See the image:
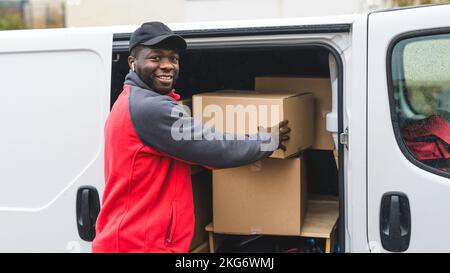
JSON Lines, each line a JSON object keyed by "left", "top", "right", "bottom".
{"left": 129, "top": 22, "right": 187, "bottom": 52}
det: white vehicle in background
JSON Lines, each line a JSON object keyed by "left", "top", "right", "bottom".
{"left": 0, "top": 4, "right": 449, "bottom": 252}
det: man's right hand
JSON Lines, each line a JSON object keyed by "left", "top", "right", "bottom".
{"left": 258, "top": 120, "right": 291, "bottom": 151}
{"left": 277, "top": 120, "right": 291, "bottom": 151}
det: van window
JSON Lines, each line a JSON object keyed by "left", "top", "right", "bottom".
{"left": 391, "top": 33, "right": 450, "bottom": 174}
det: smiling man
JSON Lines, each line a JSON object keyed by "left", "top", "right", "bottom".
{"left": 92, "top": 22, "right": 290, "bottom": 253}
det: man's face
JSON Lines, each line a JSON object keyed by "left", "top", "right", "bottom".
{"left": 129, "top": 46, "right": 180, "bottom": 94}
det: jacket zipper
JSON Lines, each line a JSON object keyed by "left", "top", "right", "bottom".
{"left": 165, "top": 201, "right": 177, "bottom": 246}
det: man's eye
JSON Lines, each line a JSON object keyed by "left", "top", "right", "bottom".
{"left": 150, "top": 56, "right": 161, "bottom": 61}
{"left": 171, "top": 56, "right": 179, "bottom": 63}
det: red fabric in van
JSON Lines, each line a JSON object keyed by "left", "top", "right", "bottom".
{"left": 402, "top": 115, "right": 450, "bottom": 161}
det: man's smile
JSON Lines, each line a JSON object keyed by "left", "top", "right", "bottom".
{"left": 155, "top": 74, "right": 174, "bottom": 84}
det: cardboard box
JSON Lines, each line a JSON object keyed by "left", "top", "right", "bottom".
{"left": 189, "top": 166, "right": 213, "bottom": 250}
{"left": 255, "top": 76, "right": 335, "bottom": 150}
{"left": 193, "top": 90, "right": 314, "bottom": 159}
{"left": 212, "top": 157, "right": 307, "bottom": 236}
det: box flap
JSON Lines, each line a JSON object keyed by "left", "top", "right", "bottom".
{"left": 194, "top": 90, "right": 306, "bottom": 100}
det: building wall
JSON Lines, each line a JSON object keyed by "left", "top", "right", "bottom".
{"left": 281, "top": 0, "right": 369, "bottom": 17}
{"left": 183, "top": 0, "right": 370, "bottom": 22}
{"left": 184, "top": 0, "right": 280, "bottom": 22}
{"left": 64, "top": 0, "right": 393, "bottom": 27}
{"left": 20, "top": 0, "right": 65, "bottom": 29}
{"left": 65, "top": 0, "right": 186, "bottom": 27}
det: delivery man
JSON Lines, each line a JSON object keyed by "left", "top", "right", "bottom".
{"left": 92, "top": 22, "right": 290, "bottom": 253}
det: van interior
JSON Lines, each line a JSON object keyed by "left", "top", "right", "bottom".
{"left": 110, "top": 43, "right": 343, "bottom": 253}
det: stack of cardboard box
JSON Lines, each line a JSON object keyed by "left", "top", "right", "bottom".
{"left": 184, "top": 76, "right": 335, "bottom": 248}
{"left": 192, "top": 77, "right": 324, "bottom": 237}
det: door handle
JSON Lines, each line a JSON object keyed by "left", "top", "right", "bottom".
{"left": 76, "top": 186, "right": 100, "bottom": 242}
{"left": 380, "top": 192, "right": 411, "bottom": 252}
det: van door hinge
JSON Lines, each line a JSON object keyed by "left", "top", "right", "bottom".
{"left": 340, "top": 128, "right": 349, "bottom": 149}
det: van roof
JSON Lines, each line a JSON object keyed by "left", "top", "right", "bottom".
{"left": 109, "top": 14, "right": 360, "bottom": 35}
{"left": 0, "top": 13, "right": 359, "bottom": 37}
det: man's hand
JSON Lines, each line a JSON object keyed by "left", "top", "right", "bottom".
{"left": 258, "top": 120, "right": 291, "bottom": 151}
{"left": 277, "top": 120, "right": 291, "bottom": 151}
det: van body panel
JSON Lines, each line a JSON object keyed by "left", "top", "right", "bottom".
{"left": 0, "top": 28, "right": 112, "bottom": 252}
{"left": 368, "top": 5, "right": 450, "bottom": 252}
{"left": 344, "top": 13, "right": 370, "bottom": 253}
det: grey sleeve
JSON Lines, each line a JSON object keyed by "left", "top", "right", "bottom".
{"left": 129, "top": 94, "right": 277, "bottom": 168}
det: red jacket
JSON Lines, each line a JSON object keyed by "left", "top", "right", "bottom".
{"left": 92, "top": 72, "right": 274, "bottom": 252}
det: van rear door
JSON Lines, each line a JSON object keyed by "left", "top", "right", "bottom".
{"left": 368, "top": 4, "right": 450, "bottom": 252}
{"left": 0, "top": 28, "right": 112, "bottom": 252}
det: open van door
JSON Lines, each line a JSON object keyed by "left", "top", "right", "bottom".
{"left": 368, "top": 4, "right": 450, "bottom": 252}
{"left": 0, "top": 28, "right": 112, "bottom": 252}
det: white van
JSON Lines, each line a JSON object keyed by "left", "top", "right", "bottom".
{"left": 0, "top": 4, "right": 449, "bottom": 253}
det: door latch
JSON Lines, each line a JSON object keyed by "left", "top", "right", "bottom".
{"left": 76, "top": 186, "right": 101, "bottom": 242}
{"left": 340, "top": 127, "right": 349, "bottom": 149}
{"left": 380, "top": 192, "right": 411, "bottom": 252}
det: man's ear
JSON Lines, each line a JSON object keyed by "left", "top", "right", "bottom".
{"left": 128, "top": 56, "right": 135, "bottom": 71}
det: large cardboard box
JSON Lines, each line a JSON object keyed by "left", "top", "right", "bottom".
{"left": 255, "top": 76, "right": 335, "bottom": 150}
{"left": 193, "top": 90, "right": 314, "bottom": 159}
{"left": 212, "top": 157, "right": 307, "bottom": 236}
{"left": 189, "top": 166, "right": 213, "bottom": 251}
